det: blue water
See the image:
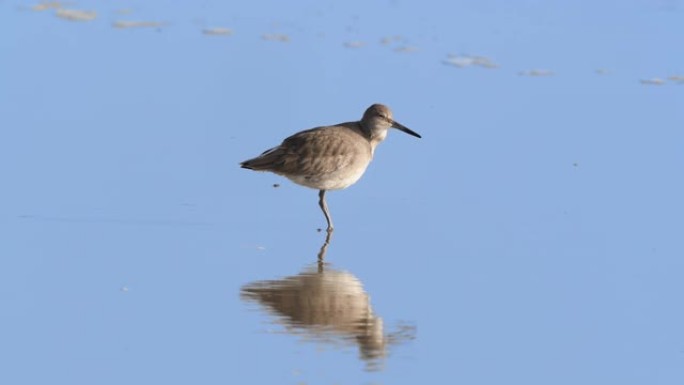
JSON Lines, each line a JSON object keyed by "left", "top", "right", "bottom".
{"left": 2, "top": 1, "right": 684, "bottom": 384}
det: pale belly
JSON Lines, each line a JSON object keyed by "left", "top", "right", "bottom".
{"left": 285, "top": 160, "right": 370, "bottom": 191}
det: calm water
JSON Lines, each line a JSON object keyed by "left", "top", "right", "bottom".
{"left": 2, "top": 1, "right": 684, "bottom": 384}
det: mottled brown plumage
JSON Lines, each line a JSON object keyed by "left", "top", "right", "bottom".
{"left": 241, "top": 104, "right": 420, "bottom": 232}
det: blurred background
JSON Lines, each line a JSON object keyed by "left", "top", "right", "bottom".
{"left": 1, "top": 0, "right": 683, "bottom": 384}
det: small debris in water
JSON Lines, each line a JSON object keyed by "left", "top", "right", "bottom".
{"left": 203, "top": 27, "right": 233, "bottom": 36}
{"left": 55, "top": 9, "right": 97, "bottom": 21}
{"left": 31, "top": 1, "right": 63, "bottom": 11}
{"left": 344, "top": 41, "right": 366, "bottom": 48}
{"left": 639, "top": 78, "right": 665, "bottom": 85}
{"left": 518, "top": 69, "right": 554, "bottom": 77}
{"left": 272, "top": 183, "right": 280, "bottom": 188}
{"left": 394, "top": 45, "right": 418, "bottom": 53}
{"left": 443, "top": 54, "right": 498, "bottom": 68}
{"left": 113, "top": 20, "right": 164, "bottom": 29}
{"left": 380, "top": 35, "right": 404, "bottom": 45}
{"left": 262, "top": 33, "right": 290, "bottom": 42}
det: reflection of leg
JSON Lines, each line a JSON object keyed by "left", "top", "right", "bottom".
{"left": 318, "top": 190, "right": 334, "bottom": 232}
{"left": 317, "top": 229, "right": 333, "bottom": 261}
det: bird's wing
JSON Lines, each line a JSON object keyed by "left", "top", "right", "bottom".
{"left": 274, "top": 123, "right": 369, "bottom": 176}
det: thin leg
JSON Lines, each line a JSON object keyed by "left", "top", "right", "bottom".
{"left": 318, "top": 190, "right": 334, "bottom": 233}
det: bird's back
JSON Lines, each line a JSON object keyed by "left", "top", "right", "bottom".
{"left": 241, "top": 122, "right": 373, "bottom": 190}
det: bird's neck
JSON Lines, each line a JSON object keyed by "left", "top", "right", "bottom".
{"left": 359, "top": 121, "right": 387, "bottom": 157}
{"left": 360, "top": 122, "right": 387, "bottom": 141}
{"left": 369, "top": 129, "right": 388, "bottom": 158}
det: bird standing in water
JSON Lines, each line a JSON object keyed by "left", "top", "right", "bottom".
{"left": 240, "top": 104, "right": 421, "bottom": 233}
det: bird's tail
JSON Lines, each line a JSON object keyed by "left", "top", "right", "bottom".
{"left": 240, "top": 147, "right": 280, "bottom": 170}
{"left": 239, "top": 158, "right": 262, "bottom": 170}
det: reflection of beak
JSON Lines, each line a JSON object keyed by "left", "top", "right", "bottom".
{"left": 391, "top": 120, "right": 421, "bottom": 138}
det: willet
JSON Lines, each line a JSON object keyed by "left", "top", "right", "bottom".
{"left": 240, "top": 104, "right": 421, "bottom": 232}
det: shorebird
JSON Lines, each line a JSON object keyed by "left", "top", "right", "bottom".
{"left": 240, "top": 103, "right": 421, "bottom": 232}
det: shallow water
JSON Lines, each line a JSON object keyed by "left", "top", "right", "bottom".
{"left": 2, "top": 1, "right": 684, "bottom": 384}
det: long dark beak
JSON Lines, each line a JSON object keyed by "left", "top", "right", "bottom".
{"left": 392, "top": 120, "right": 421, "bottom": 138}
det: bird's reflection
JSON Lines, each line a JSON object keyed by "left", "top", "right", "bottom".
{"left": 317, "top": 230, "right": 332, "bottom": 260}
{"left": 241, "top": 235, "right": 415, "bottom": 371}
